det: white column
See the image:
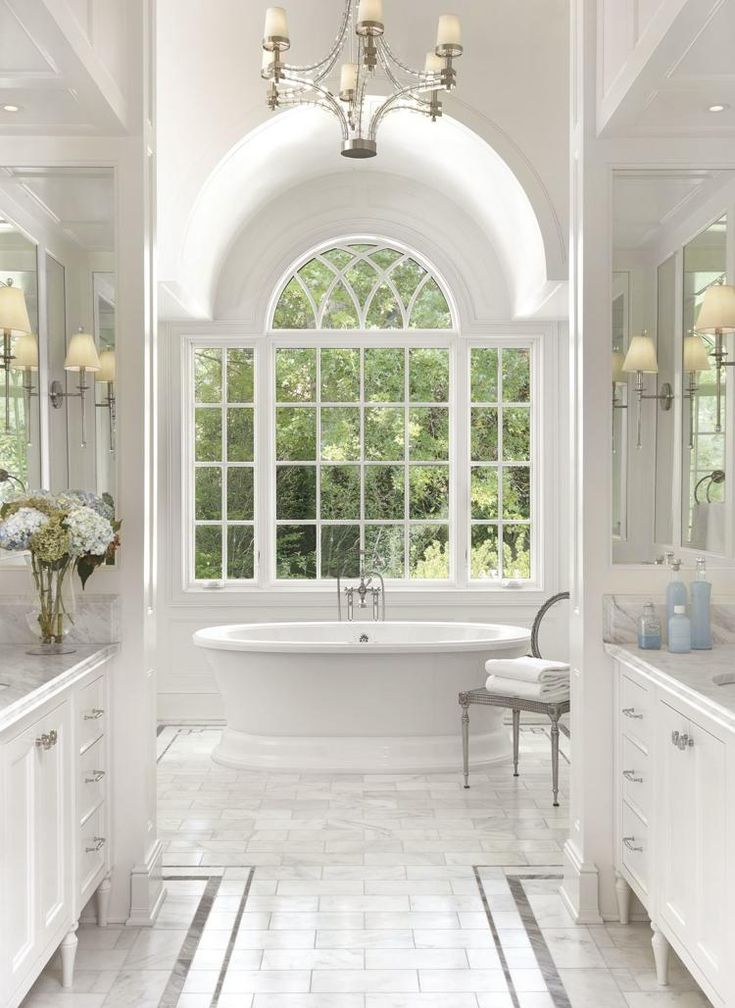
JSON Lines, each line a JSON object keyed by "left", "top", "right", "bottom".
{"left": 561, "top": 0, "right": 616, "bottom": 924}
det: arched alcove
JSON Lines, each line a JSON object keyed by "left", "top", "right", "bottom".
{"left": 163, "top": 107, "right": 567, "bottom": 322}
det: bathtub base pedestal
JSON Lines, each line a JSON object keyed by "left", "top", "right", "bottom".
{"left": 212, "top": 726, "right": 512, "bottom": 774}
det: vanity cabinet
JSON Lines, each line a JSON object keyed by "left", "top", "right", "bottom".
{"left": 613, "top": 657, "right": 734, "bottom": 1007}
{"left": 0, "top": 651, "right": 114, "bottom": 1008}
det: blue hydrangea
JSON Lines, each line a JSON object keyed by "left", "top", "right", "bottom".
{"left": 0, "top": 507, "right": 49, "bottom": 551}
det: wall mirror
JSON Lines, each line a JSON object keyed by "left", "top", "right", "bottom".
{"left": 611, "top": 168, "right": 735, "bottom": 566}
{"left": 0, "top": 166, "right": 115, "bottom": 508}
{"left": 0, "top": 218, "right": 40, "bottom": 493}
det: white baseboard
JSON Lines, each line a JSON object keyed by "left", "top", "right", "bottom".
{"left": 126, "top": 838, "right": 166, "bottom": 927}
{"left": 560, "top": 838, "right": 603, "bottom": 924}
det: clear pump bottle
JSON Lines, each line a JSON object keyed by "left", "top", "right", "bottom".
{"left": 691, "top": 556, "right": 712, "bottom": 650}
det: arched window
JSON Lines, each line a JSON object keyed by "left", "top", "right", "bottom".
{"left": 187, "top": 239, "right": 537, "bottom": 589}
{"left": 272, "top": 243, "right": 454, "bottom": 330}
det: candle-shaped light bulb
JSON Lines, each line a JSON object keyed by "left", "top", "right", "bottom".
{"left": 425, "top": 51, "right": 443, "bottom": 74}
{"left": 261, "top": 49, "right": 275, "bottom": 78}
{"left": 436, "top": 13, "right": 463, "bottom": 55}
{"left": 339, "top": 63, "right": 358, "bottom": 99}
{"left": 357, "top": 0, "right": 383, "bottom": 26}
{"left": 263, "top": 6, "right": 289, "bottom": 50}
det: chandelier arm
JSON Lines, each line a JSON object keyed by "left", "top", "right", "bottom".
{"left": 279, "top": 0, "right": 353, "bottom": 77}
{"left": 377, "top": 37, "right": 426, "bottom": 79}
{"left": 375, "top": 39, "right": 406, "bottom": 93}
{"left": 368, "top": 82, "right": 426, "bottom": 139}
{"left": 284, "top": 77, "right": 350, "bottom": 139}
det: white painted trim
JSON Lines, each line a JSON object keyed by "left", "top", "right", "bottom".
{"left": 125, "top": 838, "right": 165, "bottom": 927}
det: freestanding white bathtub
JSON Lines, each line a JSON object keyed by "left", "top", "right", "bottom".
{"left": 193, "top": 621, "right": 531, "bottom": 773}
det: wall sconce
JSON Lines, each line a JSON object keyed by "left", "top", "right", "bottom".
{"left": 622, "top": 330, "right": 673, "bottom": 448}
{"left": 682, "top": 330, "right": 710, "bottom": 449}
{"left": 0, "top": 278, "right": 32, "bottom": 432}
{"left": 611, "top": 350, "right": 627, "bottom": 454}
{"left": 95, "top": 349, "right": 116, "bottom": 454}
{"left": 49, "top": 328, "right": 101, "bottom": 448}
{"left": 694, "top": 281, "right": 735, "bottom": 433}
{"left": 10, "top": 331, "right": 38, "bottom": 446}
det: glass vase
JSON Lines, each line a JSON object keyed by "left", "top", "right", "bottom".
{"left": 25, "top": 555, "right": 76, "bottom": 655}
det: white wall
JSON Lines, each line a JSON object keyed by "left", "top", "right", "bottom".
{"left": 157, "top": 173, "right": 570, "bottom": 721}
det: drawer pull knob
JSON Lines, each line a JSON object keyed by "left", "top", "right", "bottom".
{"left": 677, "top": 733, "right": 693, "bottom": 750}
{"left": 623, "top": 836, "right": 643, "bottom": 852}
{"left": 83, "top": 708, "right": 104, "bottom": 721}
{"left": 622, "top": 707, "right": 643, "bottom": 720}
{"left": 623, "top": 769, "right": 643, "bottom": 783}
{"left": 35, "top": 730, "right": 58, "bottom": 750}
{"left": 85, "top": 770, "right": 105, "bottom": 783}
{"left": 85, "top": 836, "right": 106, "bottom": 853}
{"left": 671, "top": 730, "right": 680, "bottom": 746}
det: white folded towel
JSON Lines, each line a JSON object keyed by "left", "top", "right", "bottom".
{"left": 484, "top": 674, "right": 570, "bottom": 702}
{"left": 484, "top": 656, "right": 570, "bottom": 685}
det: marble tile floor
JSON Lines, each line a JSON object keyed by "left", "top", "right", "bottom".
{"left": 21, "top": 726, "right": 712, "bottom": 1008}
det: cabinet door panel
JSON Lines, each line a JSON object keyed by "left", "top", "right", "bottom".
{"left": 691, "top": 716, "right": 726, "bottom": 994}
{"left": 1, "top": 729, "right": 36, "bottom": 990}
{"left": 36, "top": 704, "right": 71, "bottom": 945}
{"left": 658, "top": 700, "right": 696, "bottom": 945}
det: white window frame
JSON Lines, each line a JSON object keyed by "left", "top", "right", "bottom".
{"left": 182, "top": 331, "right": 542, "bottom": 592}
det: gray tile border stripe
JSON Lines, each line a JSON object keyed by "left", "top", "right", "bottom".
{"left": 211, "top": 867, "right": 255, "bottom": 1007}
{"left": 472, "top": 865, "right": 522, "bottom": 1008}
{"left": 157, "top": 874, "right": 222, "bottom": 1008}
{"left": 506, "top": 871, "right": 572, "bottom": 1008}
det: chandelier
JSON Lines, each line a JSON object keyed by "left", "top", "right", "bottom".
{"left": 260, "top": 2, "right": 463, "bottom": 158}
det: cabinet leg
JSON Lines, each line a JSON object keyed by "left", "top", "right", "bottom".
{"left": 60, "top": 922, "right": 78, "bottom": 989}
{"left": 97, "top": 873, "right": 112, "bottom": 927}
{"left": 651, "top": 922, "right": 670, "bottom": 986}
{"left": 615, "top": 874, "right": 631, "bottom": 925}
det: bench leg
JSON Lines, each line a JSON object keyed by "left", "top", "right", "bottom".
{"left": 459, "top": 692, "right": 470, "bottom": 788}
{"left": 550, "top": 713, "right": 560, "bottom": 807}
{"left": 512, "top": 708, "right": 521, "bottom": 777}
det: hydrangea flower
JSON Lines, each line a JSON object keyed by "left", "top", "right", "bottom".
{"left": 59, "top": 490, "right": 114, "bottom": 521}
{"left": 65, "top": 506, "right": 115, "bottom": 557}
{"left": 0, "top": 506, "right": 49, "bottom": 551}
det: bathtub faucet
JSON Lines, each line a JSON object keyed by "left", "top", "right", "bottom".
{"left": 337, "top": 551, "right": 386, "bottom": 622}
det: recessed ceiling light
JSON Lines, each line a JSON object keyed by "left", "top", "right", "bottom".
{"left": 708, "top": 104, "right": 728, "bottom": 113}
{"left": 2, "top": 104, "right": 21, "bottom": 113}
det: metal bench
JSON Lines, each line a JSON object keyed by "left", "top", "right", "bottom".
{"left": 458, "top": 592, "right": 570, "bottom": 806}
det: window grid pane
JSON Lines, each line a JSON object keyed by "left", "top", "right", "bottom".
{"left": 274, "top": 346, "right": 451, "bottom": 581}
{"left": 469, "top": 346, "right": 533, "bottom": 582}
{"left": 192, "top": 346, "right": 255, "bottom": 582}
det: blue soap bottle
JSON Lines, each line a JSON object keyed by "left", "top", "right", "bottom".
{"left": 638, "top": 603, "right": 662, "bottom": 650}
{"left": 691, "top": 556, "right": 712, "bottom": 650}
{"left": 668, "top": 605, "right": 691, "bottom": 654}
{"left": 666, "top": 558, "right": 687, "bottom": 624}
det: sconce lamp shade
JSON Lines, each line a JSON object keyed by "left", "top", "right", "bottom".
{"left": 0, "top": 281, "right": 31, "bottom": 334}
{"left": 611, "top": 350, "right": 626, "bottom": 384}
{"left": 11, "top": 331, "right": 38, "bottom": 370}
{"left": 64, "top": 330, "right": 101, "bottom": 372}
{"left": 623, "top": 331, "right": 658, "bottom": 374}
{"left": 683, "top": 332, "right": 710, "bottom": 373}
{"left": 96, "top": 349, "right": 116, "bottom": 383}
{"left": 695, "top": 283, "right": 735, "bottom": 333}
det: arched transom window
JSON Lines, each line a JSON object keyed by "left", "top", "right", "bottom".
{"left": 272, "top": 243, "right": 454, "bottom": 330}
{"left": 186, "top": 240, "right": 538, "bottom": 590}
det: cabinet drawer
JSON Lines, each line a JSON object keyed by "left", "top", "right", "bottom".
{"left": 78, "top": 737, "right": 106, "bottom": 825}
{"left": 79, "top": 803, "right": 107, "bottom": 899}
{"left": 77, "top": 676, "right": 106, "bottom": 752}
{"left": 620, "top": 734, "right": 650, "bottom": 822}
{"left": 620, "top": 670, "right": 652, "bottom": 748}
{"left": 621, "top": 801, "right": 649, "bottom": 897}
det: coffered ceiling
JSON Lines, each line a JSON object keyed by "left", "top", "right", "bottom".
{"left": 0, "top": 0, "right": 129, "bottom": 134}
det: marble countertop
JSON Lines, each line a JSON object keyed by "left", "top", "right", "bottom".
{"left": 0, "top": 644, "right": 118, "bottom": 733}
{"left": 605, "top": 642, "right": 735, "bottom": 729}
